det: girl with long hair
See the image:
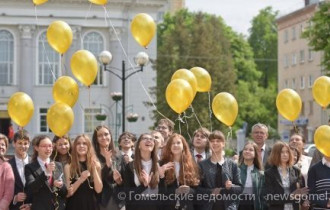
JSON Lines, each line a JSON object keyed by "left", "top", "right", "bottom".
{"left": 159, "top": 133, "right": 199, "bottom": 210}
{"left": 265, "top": 141, "right": 308, "bottom": 210}
{"left": 122, "top": 133, "right": 160, "bottom": 210}
{"left": 64, "top": 134, "right": 102, "bottom": 210}
{"left": 92, "top": 125, "right": 122, "bottom": 210}
{"left": 238, "top": 141, "right": 265, "bottom": 210}
{"left": 51, "top": 135, "right": 72, "bottom": 167}
{"left": 24, "top": 135, "right": 67, "bottom": 210}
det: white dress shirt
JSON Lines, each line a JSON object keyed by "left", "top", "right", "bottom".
{"left": 14, "top": 155, "right": 29, "bottom": 186}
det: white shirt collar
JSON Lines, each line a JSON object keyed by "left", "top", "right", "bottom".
{"left": 121, "top": 149, "right": 133, "bottom": 157}
{"left": 15, "top": 154, "right": 29, "bottom": 165}
{"left": 261, "top": 144, "right": 266, "bottom": 151}
{"left": 37, "top": 157, "right": 50, "bottom": 173}
{"left": 211, "top": 158, "right": 225, "bottom": 166}
{"left": 322, "top": 157, "right": 330, "bottom": 168}
{"left": 193, "top": 149, "right": 206, "bottom": 159}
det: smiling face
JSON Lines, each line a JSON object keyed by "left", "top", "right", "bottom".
{"left": 0, "top": 138, "right": 7, "bottom": 157}
{"left": 139, "top": 134, "right": 155, "bottom": 153}
{"left": 209, "top": 138, "right": 225, "bottom": 154}
{"left": 75, "top": 137, "right": 88, "bottom": 157}
{"left": 243, "top": 143, "right": 256, "bottom": 161}
{"left": 119, "top": 134, "right": 134, "bottom": 150}
{"left": 55, "top": 138, "right": 70, "bottom": 156}
{"left": 13, "top": 139, "right": 30, "bottom": 158}
{"left": 97, "top": 127, "right": 111, "bottom": 149}
{"left": 170, "top": 136, "right": 184, "bottom": 156}
{"left": 289, "top": 134, "right": 304, "bottom": 153}
{"left": 252, "top": 127, "right": 268, "bottom": 147}
{"left": 35, "top": 138, "right": 53, "bottom": 160}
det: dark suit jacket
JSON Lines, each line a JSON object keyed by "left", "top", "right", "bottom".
{"left": 264, "top": 166, "right": 304, "bottom": 210}
{"left": 8, "top": 157, "right": 31, "bottom": 210}
{"left": 263, "top": 146, "right": 272, "bottom": 168}
{"left": 24, "top": 161, "right": 67, "bottom": 210}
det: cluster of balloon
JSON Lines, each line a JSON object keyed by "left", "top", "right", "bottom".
{"left": 276, "top": 89, "right": 302, "bottom": 122}
{"left": 71, "top": 50, "right": 98, "bottom": 87}
{"left": 131, "top": 13, "right": 156, "bottom": 48}
{"left": 47, "top": 21, "right": 73, "bottom": 55}
{"left": 190, "top": 67, "right": 211, "bottom": 92}
{"left": 47, "top": 103, "right": 74, "bottom": 137}
{"left": 212, "top": 92, "right": 238, "bottom": 127}
{"left": 312, "top": 76, "right": 330, "bottom": 109}
{"left": 8, "top": 92, "right": 34, "bottom": 127}
{"left": 53, "top": 76, "right": 79, "bottom": 107}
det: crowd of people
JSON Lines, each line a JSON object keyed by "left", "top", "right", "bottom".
{"left": 0, "top": 120, "right": 329, "bottom": 210}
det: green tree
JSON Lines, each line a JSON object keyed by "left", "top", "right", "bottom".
{"left": 248, "top": 7, "right": 278, "bottom": 88}
{"left": 155, "top": 10, "right": 236, "bottom": 139}
{"left": 302, "top": 2, "right": 330, "bottom": 72}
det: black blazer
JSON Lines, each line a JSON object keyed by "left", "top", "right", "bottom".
{"left": 263, "top": 146, "right": 272, "bottom": 168}
{"left": 8, "top": 157, "right": 31, "bottom": 210}
{"left": 24, "top": 161, "right": 67, "bottom": 210}
{"left": 264, "top": 166, "right": 304, "bottom": 210}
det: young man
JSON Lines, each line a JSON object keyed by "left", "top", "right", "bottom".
{"left": 151, "top": 130, "right": 164, "bottom": 160}
{"left": 197, "top": 130, "right": 242, "bottom": 210}
{"left": 308, "top": 153, "right": 330, "bottom": 209}
{"left": 191, "top": 127, "right": 210, "bottom": 163}
{"left": 8, "top": 130, "right": 31, "bottom": 210}
{"left": 156, "top": 118, "right": 174, "bottom": 146}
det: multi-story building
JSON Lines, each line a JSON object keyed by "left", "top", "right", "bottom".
{"left": 0, "top": 0, "right": 176, "bottom": 141}
{"left": 277, "top": 0, "right": 328, "bottom": 142}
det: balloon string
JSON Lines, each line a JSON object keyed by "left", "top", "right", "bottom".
{"left": 208, "top": 91, "right": 213, "bottom": 132}
{"left": 176, "top": 114, "right": 184, "bottom": 135}
{"left": 34, "top": 5, "right": 57, "bottom": 82}
{"left": 60, "top": 54, "right": 64, "bottom": 76}
{"left": 190, "top": 105, "right": 203, "bottom": 129}
{"left": 226, "top": 127, "right": 233, "bottom": 148}
{"left": 80, "top": 3, "right": 92, "bottom": 47}
{"left": 183, "top": 112, "right": 192, "bottom": 143}
{"left": 292, "top": 122, "right": 299, "bottom": 133}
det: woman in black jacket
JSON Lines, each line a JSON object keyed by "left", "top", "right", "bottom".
{"left": 264, "top": 141, "right": 308, "bottom": 210}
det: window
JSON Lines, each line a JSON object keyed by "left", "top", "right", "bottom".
{"left": 40, "top": 108, "right": 50, "bottom": 132}
{"left": 300, "top": 24, "right": 304, "bottom": 35}
{"left": 84, "top": 108, "right": 102, "bottom": 133}
{"left": 284, "top": 30, "right": 289, "bottom": 43}
{"left": 308, "top": 75, "right": 313, "bottom": 87}
{"left": 292, "top": 78, "right": 296, "bottom": 89}
{"left": 309, "top": 100, "right": 313, "bottom": 115}
{"left": 284, "top": 54, "right": 289, "bottom": 68}
{"left": 292, "top": 27, "right": 296, "bottom": 40}
{"left": 292, "top": 53, "right": 297, "bottom": 66}
{"left": 308, "top": 49, "right": 313, "bottom": 61}
{"left": 83, "top": 32, "right": 104, "bottom": 86}
{"left": 0, "top": 30, "right": 14, "bottom": 85}
{"left": 300, "top": 50, "right": 305, "bottom": 63}
{"left": 300, "top": 76, "right": 305, "bottom": 89}
{"left": 301, "top": 101, "right": 305, "bottom": 116}
{"left": 38, "top": 32, "right": 60, "bottom": 85}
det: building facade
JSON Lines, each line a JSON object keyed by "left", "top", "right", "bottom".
{"left": 0, "top": 0, "right": 174, "bottom": 140}
{"left": 277, "top": 1, "right": 327, "bottom": 142}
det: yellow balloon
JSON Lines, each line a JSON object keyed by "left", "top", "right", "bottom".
{"left": 33, "top": 0, "right": 48, "bottom": 5}
{"left": 312, "top": 76, "right": 330, "bottom": 108}
{"left": 53, "top": 76, "right": 79, "bottom": 107}
{"left": 276, "top": 89, "right": 302, "bottom": 121}
{"left": 171, "top": 69, "right": 197, "bottom": 98}
{"left": 71, "top": 50, "right": 98, "bottom": 87}
{"left": 131, "top": 13, "right": 156, "bottom": 48}
{"left": 88, "top": 0, "right": 107, "bottom": 5}
{"left": 190, "top": 67, "right": 212, "bottom": 92}
{"left": 47, "top": 103, "right": 74, "bottom": 137}
{"left": 166, "top": 79, "right": 194, "bottom": 114}
{"left": 8, "top": 92, "right": 34, "bottom": 127}
{"left": 212, "top": 92, "right": 238, "bottom": 127}
{"left": 47, "top": 21, "right": 73, "bottom": 54}
{"left": 314, "top": 125, "right": 330, "bottom": 157}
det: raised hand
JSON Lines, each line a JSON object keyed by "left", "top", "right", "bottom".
{"left": 80, "top": 170, "right": 91, "bottom": 182}
{"left": 16, "top": 192, "right": 27, "bottom": 202}
{"left": 176, "top": 185, "right": 190, "bottom": 195}
{"left": 54, "top": 179, "right": 63, "bottom": 188}
{"left": 159, "top": 162, "right": 174, "bottom": 178}
{"left": 225, "top": 180, "right": 232, "bottom": 190}
{"left": 113, "top": 169, "right": 122, "bottom": 185}
{"left": 45, "top": 161, "right": 56, "bottom": 174}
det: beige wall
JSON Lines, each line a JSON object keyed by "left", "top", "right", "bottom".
{"left": 277, "top": 4, "right": 327, "bottom": 142}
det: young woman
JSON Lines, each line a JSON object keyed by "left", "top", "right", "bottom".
{"left": 122, "top": 133, "right": 159, "bottom": 210}
{"left": 51, "top": 135, "right": 72, "bottom": 167}
{"left": 159, "top": 133, "right": 200, "bottom": 210}
{"left": 239, "top": 141, "right": 265, "bottom": 210}
{"left": 265, "top": 141, "right": 308, "bottom": 210}
{"left": 24, "top": 135, "right": 67, "bottom": 210}
{"left": 0, "top": 134, "right": 14, "bottom": 210}
{"left": 92, "top": 125, "right": 122, "bottom": 210}
{"left": 64, "top": 134, "right": 103, "bottom": 210}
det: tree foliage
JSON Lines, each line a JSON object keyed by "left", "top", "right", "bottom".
{"left": 302, "top": 2, "right": 330, "bottom": 72}
{"left": 248, "top": 7, "right": 278, "bottom": 88}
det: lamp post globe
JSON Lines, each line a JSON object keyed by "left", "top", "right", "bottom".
{"left": 99, "top": 50, "right": 113, "bottom": 65}
{"left": 134, "top": 52, "right": 149, "bottom": 66}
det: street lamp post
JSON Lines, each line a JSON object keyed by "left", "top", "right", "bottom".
{"left": 98, "top": 51, "right": 149, "bottom": 133}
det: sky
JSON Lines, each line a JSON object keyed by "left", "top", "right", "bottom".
{"left": 185, "top": 0, "right": 305, "bottom": 35}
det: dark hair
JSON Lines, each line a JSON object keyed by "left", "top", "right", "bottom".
{"left": 157, "top": 118, "right": 175, "bottom": 132}
{"left": 134, "top": 133, "right": 159, "bottom": 188}
{"left": 290, "top": 132, "right": 306, "bottom": 144}
{"left": 50, "top": 135, "right": 72, "bottom": 163}
{"left": 32, "top": 135, "right": 51, "bottom": 162}
{"left": 268, "top": 141, "right": 294, "bottom": 167}
{"left": 92, "top": 125, "right": 116, "bottom": 159}
{"left": 289, "top": 146, "right": 301, "bottom": 165}
{"left": 239, "top": 141, "right": 263, "bottom": 170}
{"left": 192, "top": 127, "right": 210, "bottom": 151}
{"left": 13, "top": 130, "right": 30, "bottom": 143}
{"left": 209, "top": 130, "right": 225, "bottom": 142}
{"left": 118, "top": 132, "right": 136, "bottom": 150}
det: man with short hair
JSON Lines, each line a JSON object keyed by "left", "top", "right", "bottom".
{"left": 156, "top": 118, "right": 174, "bottom": 145}
{"left": 191, "top": 127, "right": 211, "bottom": 163}
{"left": 251, "top": 123, "right": 272, "bottom": 168}
{"left": 8, "top": 130, "right": 31, "bottom": 210}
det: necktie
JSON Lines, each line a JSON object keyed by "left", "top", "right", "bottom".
{"left": 45, "top": 163, "right": 53, "bottom": 186}
{"left": 196, "top": 154, "right": 203, "bottom": 162}
{"left": 215, "top": 163, "right": 222, "bottom": 188}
